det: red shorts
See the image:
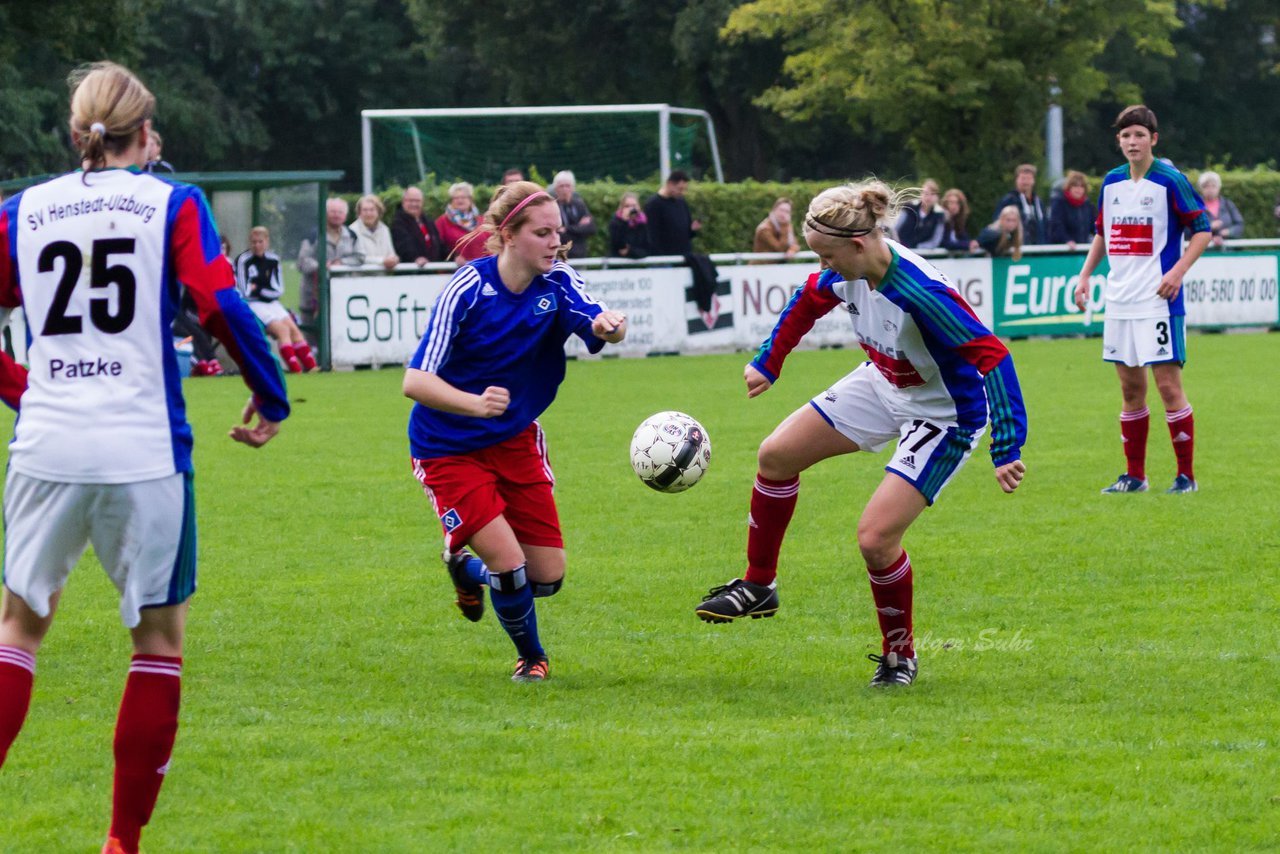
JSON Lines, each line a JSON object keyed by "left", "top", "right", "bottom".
{"left": 411, "top": 423, "right": 563, "bottom": 552}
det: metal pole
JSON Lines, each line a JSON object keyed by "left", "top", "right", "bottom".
{"left": 659, "top": 106, "right": 671, "bottom": 181}
{"left": 1046, "top": 84, "right": 1064, "bottom": 182}
{"left": 317, "top": 181, "right": 330, "bottom": 370}
{"left": 362, "top": 114, "right": 373, "bottom": 195}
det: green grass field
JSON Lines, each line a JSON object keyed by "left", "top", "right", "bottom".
{"left": 1, "top": 334, "right": 1278, "bottom": 852}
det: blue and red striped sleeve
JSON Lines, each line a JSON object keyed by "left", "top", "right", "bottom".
{"left": 889, "top": 269, "right": 1028, "bottom": 465}
{"left": 749, "top": 270, "right": 844, "bottom": 382}
{"left": 1161, "top": 164, "right": 1210, "bottom": 232}
{"left": 168, "top": 186, "right": 290, "bottom": 423}
{"left": 0, "top": 200, "right": 30, "bottom": 410}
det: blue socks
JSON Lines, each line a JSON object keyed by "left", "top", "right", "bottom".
{"left": 488, "top": 563, "right": 544, "bottom": 660}
{"left": 457, "top": 553, "right": 489, "bottom": 587}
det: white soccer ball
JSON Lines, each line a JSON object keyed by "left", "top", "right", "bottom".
{"left": 629, "top": 411, "right": 711, "bottom": 493}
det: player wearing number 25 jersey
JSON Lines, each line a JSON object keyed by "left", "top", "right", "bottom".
{"left": 695, "top": 180, "right": 1027, "bottom": 689}
{"left": 0, "top": 169, "right": 289, "bottom": 481}
{"left": 1074, "top": 105, "right": 1209, "bottom": 496}
{"left": 0, "top": 62, "right": 287, "bottom": 854}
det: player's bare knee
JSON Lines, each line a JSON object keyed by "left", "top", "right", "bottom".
{"left": 856, "top": 522, "right": 898, "bottom": 568}
{"left": 757, "top": 435, "right": 799, "bottom": 480}
{"left": 1154, "top": 377, "right": 1183, "bottom": 406}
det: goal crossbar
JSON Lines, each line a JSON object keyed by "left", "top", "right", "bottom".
{"left": 361, "top": 104, "right": 723, "bottom": 193}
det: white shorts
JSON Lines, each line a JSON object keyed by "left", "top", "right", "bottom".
{"left": 1103, "top": 315, "right": 1186, "bottom": 367}
{"left": 248, "top": 299, "right": 290, "bottom": 327}
{"left": 3, "top": 470, "right": 196, "bottom": 627}
{"left": 809, "top": 364, "right": 983, "bottom": 504}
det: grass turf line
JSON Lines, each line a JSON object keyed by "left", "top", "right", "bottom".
{"left": 0, "top": 333, "right": 1277, "bottom": 851}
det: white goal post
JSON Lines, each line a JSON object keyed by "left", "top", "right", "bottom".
{"left": 360, "top": 104, "right": 724, "bottom": 194}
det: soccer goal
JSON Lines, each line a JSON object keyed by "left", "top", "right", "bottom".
{"left": 360, "top": 104, "right": 724, "bottom": 194}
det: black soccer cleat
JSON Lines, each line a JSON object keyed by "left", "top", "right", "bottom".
{"left": 512, "top": 656, "right": 550, "bottom": 682}
{"left": 867, "top": 652, "right": 918, "bottom": 687}
{"left": 696, "top": 578, "right": 779, "bottom": 623}
{"left": 443, "top": 548, "right": 485, "bottom": 622}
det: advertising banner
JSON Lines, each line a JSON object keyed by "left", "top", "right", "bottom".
{"left": 327, "top": 250, "right": 1273, "bottom": 366}
{"left": 990, "top": 251, "right": 1279, "bottom": 337}
{"left": 993, "top": 255, "right": 1108, "bottom": 337}
{"left": 1181, "top": 253, "right": 1279, "bottom": 327}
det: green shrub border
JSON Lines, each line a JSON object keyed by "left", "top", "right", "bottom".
{"left": 347, "top": 169, "right": 1280, "bottom": 258}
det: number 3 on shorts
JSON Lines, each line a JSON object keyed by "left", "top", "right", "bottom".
{"left": 1155, "top": 320, "right": 1169, "bottom": 346}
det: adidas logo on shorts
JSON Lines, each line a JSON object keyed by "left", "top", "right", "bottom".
{"left": 898, "top": 454, "right": 917, "bottom": 470}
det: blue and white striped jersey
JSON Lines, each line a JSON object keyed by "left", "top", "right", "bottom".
{"left": 752, "top": 241, "right": 1027, "bottom": 466}
{"left": 407, "top": 255, "right": 606, "bottom": 459}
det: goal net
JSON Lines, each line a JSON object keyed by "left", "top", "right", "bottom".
{"left": 361, "top": 105, "right": 722, "bottom": 193}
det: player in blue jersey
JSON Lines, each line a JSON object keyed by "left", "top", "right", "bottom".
{"left": 1074, "top": 105, "right": 1210, "bottom": 495}
{"left": 695, "top": 180, "right": 1027, "bottom": 687}
{"left": 0, "top": 62, "right": 289, "bottom": 854}
{"left": 404, "top": 181, "right": 627, "bottom": 682}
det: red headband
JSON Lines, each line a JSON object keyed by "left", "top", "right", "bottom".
{"left": 500, "top": 191, "right": 551, "bottom": 230}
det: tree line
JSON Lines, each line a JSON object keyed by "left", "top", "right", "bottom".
{"left": 2, "top": 0, "right": 1277, "bottom": 202}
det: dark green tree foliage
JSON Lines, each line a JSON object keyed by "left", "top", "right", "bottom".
{"left": 1, "top": 0, "right": 1277, "bottom": 197}
{"left": 0, "top": 0, "right": 153, "bottom": 179}
{"left": 136, "top": 0, "right": 435, "bottom": 173}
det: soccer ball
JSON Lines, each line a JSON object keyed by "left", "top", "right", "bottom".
{"left": 629, "top": 411, "right": 712, "bottom": 493}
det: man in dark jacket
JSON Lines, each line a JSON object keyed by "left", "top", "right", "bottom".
{"left": 644, "top": 170, "right": 702, "bottom": 256}
{"left": 391, "top": 186, "right": 445, "bottom": 265}
{"left": 994, "top": 164, "right": 1047, "bottom": 245}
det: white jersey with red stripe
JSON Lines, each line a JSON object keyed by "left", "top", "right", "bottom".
{"left": 751, "top": 241, "right": 1027, "bottom": 466}
{"left": 1095, "top": 160, "right": 1209, "bottom": 319}
{"left": 0, "top": 168, "right": 290, "bottom": 484}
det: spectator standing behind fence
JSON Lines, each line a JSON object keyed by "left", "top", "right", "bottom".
{"left": 1196, "top": 171, "right": 1243, "bottom": 247}
{"left": 236, "top": 227, "right": 318, "bottom": 373}
{"left": 298, "top": 197, "right": 363, "bottom": 340}
{"left": 392, "top": 187, "right": 446, "bottom": 266}
{"left": 609, "top": 192, "right": 650, "bottom": 259}
{"left": 1048, "top": 171, "right": 1097, "bottom": 250}
{"left": 551, "top": 171, "right": 596, "bottom": 259}
{"left": 994, "top": 164, "right": 1047, "bottom": 245}
{"left": 893, "top": 180, "right": 946, "bottom": 249}
{"left": 940, "top": 188, "right": 978, "bottom": 252}
{"left": 143, "top": 129, "right": 174, "bottom": 174}
{"left": 436, "top": 182, "right": 488, "bottom": 263}
{"left": 753, "top": 197, "right": 800, "bottom": 259}
{"left": 644, "top": 170, "right": 702, "bottom": 256}
{"left": 502, "top": 168, "right": 525, "bottom": 185}
{"left": 977, "top": 206, "right": 1024, "bottom": 260}
{"left": 351, "top": 195, "right": 399, "bottom": 270}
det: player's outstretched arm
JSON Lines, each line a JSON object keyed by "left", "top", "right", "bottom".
{"left": 995, "top": 459, "right": 1026, "bottom": 493}
{"left": 229, "top": 396, "right": 281, "bottom": 447}
{"left": 744, "top": 363, "right": 772, "bottom": 398}
{"left": 403, "top": 368, "right": 509, "bottom": 418}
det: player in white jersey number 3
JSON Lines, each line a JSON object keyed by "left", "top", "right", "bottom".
{"left": 0, "top": 62, "right": 289, "bottom": 854}
{"left": 1074, "top": 105, "right": 1210, "bottom": 496}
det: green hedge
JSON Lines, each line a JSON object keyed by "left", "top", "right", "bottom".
{"left": 348, "top": 168, "right": 1280, "bottom": 257}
